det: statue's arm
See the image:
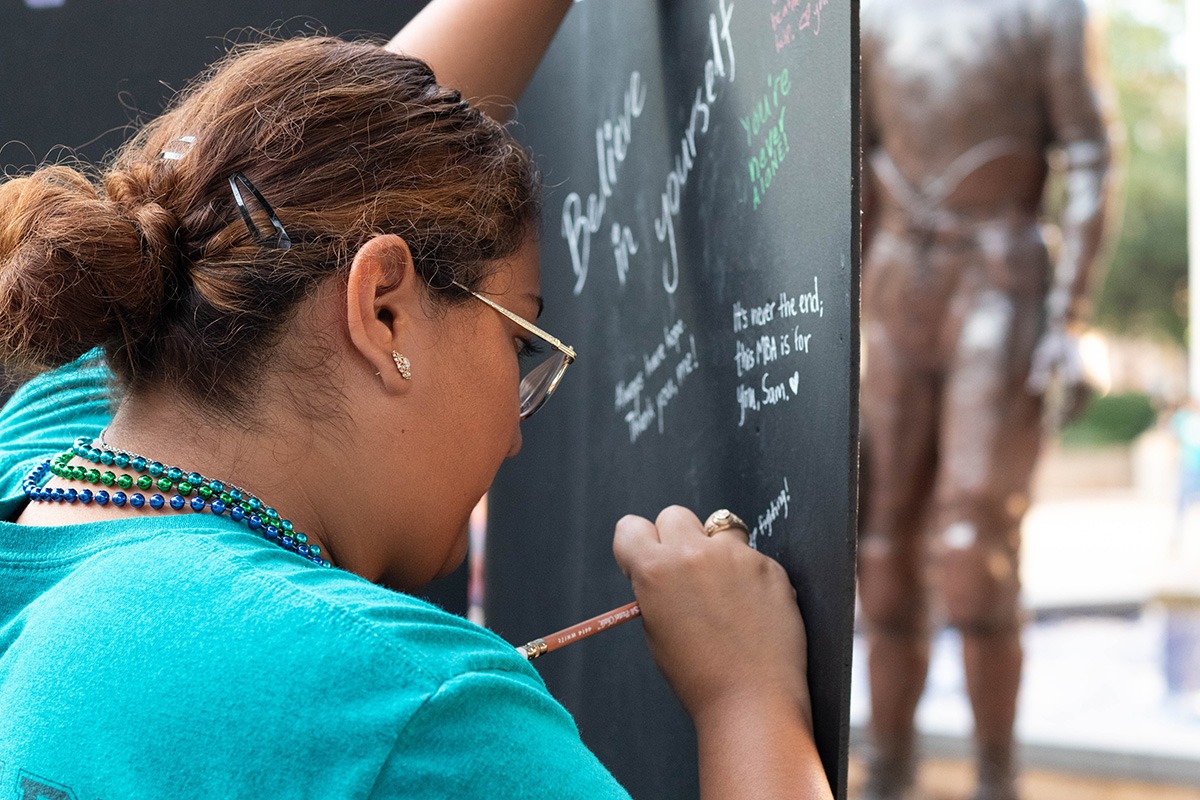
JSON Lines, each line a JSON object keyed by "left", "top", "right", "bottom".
{"left": 1041, "top": 0, "right": 1115, "bottom": 330}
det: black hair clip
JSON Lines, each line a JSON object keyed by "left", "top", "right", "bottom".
{"left": 228, "top": 172, "right": 292, "bottom": 250}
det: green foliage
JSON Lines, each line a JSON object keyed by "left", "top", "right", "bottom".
{"left": 1060, "top": 391, "right": 1157, "bottom": 447}
{"left": 1093, "top": 0, "right": 1187, "bottom": 343}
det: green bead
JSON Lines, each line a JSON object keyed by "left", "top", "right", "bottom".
{"left": 69, "top": 466, "right": 83, "bottom": 480}
{"left": 220, "top": 493, "right": 233, "bottom": 505}
{"left": 86, "top": 469, "right": 100, "bottom": 483}
{"left": 157, "top": 477, "right": 172, "bottom": 492}
{"left": 177, "top": 481, "right": 192, "bottom": 495}
{"left": 137, "top": 475, "right": 153, "bottom": 490}
{"left": 198, "top": 486, "right": 213, "bottom": 500}
{"left": 116, "top": 474, "right": 133, "bottom": 490}
{"left": 100, "top": 471, "right": 116, "bottom": 486}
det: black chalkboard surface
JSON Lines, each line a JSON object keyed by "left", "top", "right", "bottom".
{"left": 486, "top": 1, "right": 859, "bottom": 797}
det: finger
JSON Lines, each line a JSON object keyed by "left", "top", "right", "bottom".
{"left": 654, "top": 505, "right": 705, "bottom": 546}
{"left": 612, "top": 514, "right": 659, "bottom": 578}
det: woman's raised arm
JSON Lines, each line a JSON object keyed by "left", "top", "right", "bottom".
{"left": 386, "top": 0, "right": 574, "bottom": 122}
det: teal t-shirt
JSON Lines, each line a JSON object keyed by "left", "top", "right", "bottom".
{"left": 0, "top": 355, "right": 631, "bottom": 799}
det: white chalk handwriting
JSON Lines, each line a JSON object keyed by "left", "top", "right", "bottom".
{"left": 653, "top": 0, "right": 737, "bottom": 295}
{"left": 750, "top": 477, "right": 793, "bottom": 547}
{"left": 562, "top": 71, "right": 648, "bottom": 295}
{"left": 614, "top": 320, "right": 702, "bottom": 444}
{"left": 733, "top": 278, "right": 824, "bottom": 426}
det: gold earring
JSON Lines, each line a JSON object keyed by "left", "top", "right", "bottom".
{"left": 392, "top": 351, "right": 412, "bottom": 380}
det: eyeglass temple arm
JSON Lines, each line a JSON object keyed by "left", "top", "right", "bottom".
{"left": 451, "top": 281, "right": 576, "bottom": 361}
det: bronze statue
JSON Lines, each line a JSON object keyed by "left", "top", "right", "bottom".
{"left": 858, "top": 0, "right": 1112, "bottom": 798}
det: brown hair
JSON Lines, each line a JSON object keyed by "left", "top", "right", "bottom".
{"left": 0, "top": 36, "right": 541, "bottom": 419}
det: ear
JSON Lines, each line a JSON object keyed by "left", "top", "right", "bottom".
{"left": 345, "top": 234, "right": 424, "bottom": 390}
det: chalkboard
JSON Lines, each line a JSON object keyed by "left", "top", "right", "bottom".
{"left": 485, "top": 1, "right": 860, "bottom": 797}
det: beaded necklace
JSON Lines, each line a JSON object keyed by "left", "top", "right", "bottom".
{"left": 21, "top": 435, "right": 331, "bottom": 568}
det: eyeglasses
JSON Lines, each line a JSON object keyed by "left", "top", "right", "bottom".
{"left": 452, "top": 281, "right": 576, "bottom": 420}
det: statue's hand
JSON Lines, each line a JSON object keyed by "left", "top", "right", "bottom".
{"left": 1028, "top": 328, "right": 1092, "bottom": 425}
{"left": 1027, "top": 328, "right": 1084, "bottom": 394}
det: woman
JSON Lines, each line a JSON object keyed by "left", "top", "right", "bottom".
{"left": 0, "top": 1, "right": 831, "bottom": 797}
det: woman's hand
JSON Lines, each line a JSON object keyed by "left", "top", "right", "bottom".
{"left": 613, "top": 506, "right": 832, "bottom": 799}
{"left": 612, "top": 506, "right": 810, "bottom": 722}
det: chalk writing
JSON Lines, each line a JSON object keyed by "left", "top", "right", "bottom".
{"left": 653, "top": 0, "right": 737, "bottom": 295}
{"left": 740, "top": 70, "right": 793, "bottom": 211}
{"left": 750, "top": 477, "right": 793, "bottom": 547}
{"left": 733, "top": 278, "right": 824, "bottom": 426}
{"left": 770, "top": 0, "right": 829, "bottom": 52}
{"left": 562, "top": 71, "right": 648, "bottom": 295}
{"left": 614, "top": 320, "right": 702, "bottom": 443}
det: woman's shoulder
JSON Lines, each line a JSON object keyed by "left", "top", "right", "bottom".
{"left": 126, "top": 524, "right": 535, "bottom": 690}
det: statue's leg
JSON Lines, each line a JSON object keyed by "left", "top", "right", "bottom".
{"left": 935, "top": 289, "right": 1042, "bottom": 800}
{"left": 859, "top": 322, "right": 939, "bottom": 800}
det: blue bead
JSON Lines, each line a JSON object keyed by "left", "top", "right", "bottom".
{"left": 167, "top": 467, "right": 183, "bottom": 481}
{"left": 95, "top": 491, "right": 110, "bottom": 505}
{"left": 51, "top": 487, "right": 65, "bottom": 501}
{"left": 190, "top": 497, "right": 205, "bottom": 512}
{"left": 148, "top": 462, "right": 164, "bottom": 477}
{"left": 229, "top": 489, "right": 243, "bottom": 502}
{"left": 265, "top": 526, "right": 280, "bottom": 540}
{"left": 79, "top": 489, "right": 93, "bottom": 504}
{"left": 149, "top": 494, "right": 165, "bottom": 509}
{"left": 169, "top": 495, "right": 185, "bottom": 510}
{"left": 114, "top": 492, "right": 130, "bottom": 507}
{"left": 88, "top": 448, "right": 102, "bottom": 462}
{"left": 211, "top": 499, "right": 226, "bottom": 515}
{"left": 131, "top": 456, "right": 147, "bottom": 472}
{"left": 99, "top": 451, "right": 114, "bottom": 465}
{"left": 187, "top": 472, "right": 203, "bottom": 485}
{"left": 230, "top": 507, "right": 245, "bottom": 522}
{"left": 36, "top": 489, "right": 50, "bottom": 501}
{"left": 281, "top": 536, "right": 295, "bottom": 550}
{"left": 209, "top": 480, "right": 224, "bottom": 493}
{"left": 114, "top": 454, "right": 130, "bottom": 468}
{"left": 65, "top": 488, "right": 78, "bottom": 502}
{"left": 247, "top": 515, "right": 262, "bottom": 530}
{"left": 297, "top": 544, "right": 310, "bottom": 556}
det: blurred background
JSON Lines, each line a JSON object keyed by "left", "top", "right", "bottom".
{"left": 850, "top": 0, "right": 1200, "bottom": 797}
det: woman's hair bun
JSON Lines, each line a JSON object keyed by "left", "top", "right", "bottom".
{"left": 0, "top": 165, "right": 169, "bottom": 374}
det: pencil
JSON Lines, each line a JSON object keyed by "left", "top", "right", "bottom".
{"left": 516, "top": 600, "right": 642, "bottom": 660}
